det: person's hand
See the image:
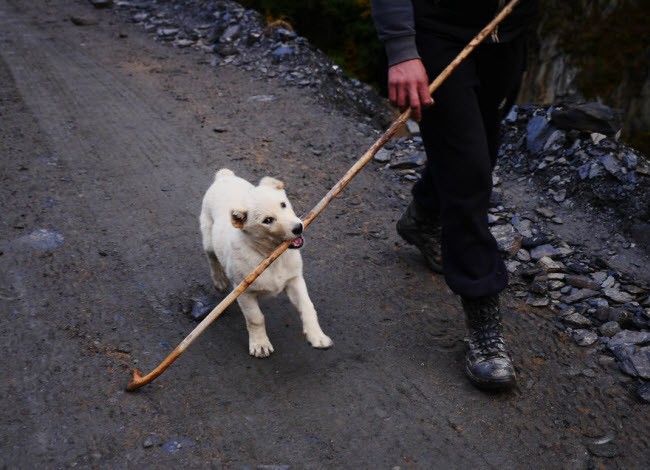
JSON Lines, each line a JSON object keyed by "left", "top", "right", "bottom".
{"left": 387, "top": 58, "right": 433, "bottom": 122}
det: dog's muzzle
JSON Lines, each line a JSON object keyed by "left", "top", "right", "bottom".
{"left": 289, "top": 222, "right": 304, "bottom": 249}
{"left": 289, "top": 235, "right": 304, "bottom": 249}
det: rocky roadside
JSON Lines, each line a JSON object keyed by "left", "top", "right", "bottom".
{"left": 378, "top": 105, "right": 650, "bottom": 403}
{"left": 85, "top": 0, "right": 649, "bottom": 401}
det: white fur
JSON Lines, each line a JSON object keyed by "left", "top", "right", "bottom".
{"left": 200, "top": 168, "right": 333, "bottom": 357}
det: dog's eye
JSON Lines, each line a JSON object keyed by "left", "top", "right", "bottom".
{"left": 262, "top": 217, "right": 275, "bottom": 224}
{"left": 280, "top": 202, "right": 287, "bottom": 208}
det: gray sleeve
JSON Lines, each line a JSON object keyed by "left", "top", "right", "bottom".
{"left": 370, "top": 0, "right": 420, "bottom": 66}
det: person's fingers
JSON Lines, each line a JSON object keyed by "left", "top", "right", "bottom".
{"left": 388, "top": 83, "right": 397, "bottom": 107}
{"left": 395, "top": 83, "right": 407, "bottom": 111}
{"left": 408, "top": 83, "right": 422, "bottom": 121}
{"left": 419, "top": 81, "right": 434, "bottom": 108}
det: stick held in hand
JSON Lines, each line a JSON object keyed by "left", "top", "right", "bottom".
{"left": 125, "top": 0, "right": 521, "bottom": 392}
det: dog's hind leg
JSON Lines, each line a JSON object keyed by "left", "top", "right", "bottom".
{"left": 237, "top": 293, "right": 274, "bottom": 357}
{"left": 200, "top": 209, "right": 230, "bottom": 291}
{"left": 205, "top": 251, "right": 231, "bottom": 292}
{"left": 285, "top": 277, "right": 333, "bottom": 349}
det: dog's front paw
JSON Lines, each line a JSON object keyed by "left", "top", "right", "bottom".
{"left": 249, "top": 339, "right": 274, "bottom": 358}
{"left": 306, "top": 332, "right": 333, "bottom": 349}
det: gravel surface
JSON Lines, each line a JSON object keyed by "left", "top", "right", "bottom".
{"left": 1, "top": 0, "right": 648, "bottom": 468}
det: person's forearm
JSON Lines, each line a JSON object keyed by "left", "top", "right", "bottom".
{"left": 371, "top": 0, "right": 420, "bottom": 66}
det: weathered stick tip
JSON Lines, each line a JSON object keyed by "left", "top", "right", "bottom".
{"left": 125, "top": 369, "right": 143, "bottom": 392}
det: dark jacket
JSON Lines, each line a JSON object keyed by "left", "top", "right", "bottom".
{"left": 371, "top": 0, "right": 538, "bottom": 66}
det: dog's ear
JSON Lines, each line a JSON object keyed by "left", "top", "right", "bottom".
{"left": 259, "top": 176, "right": 285, "bottom": 190}
{"left": 231, "top": 209, "right": 248, "bottom": 229}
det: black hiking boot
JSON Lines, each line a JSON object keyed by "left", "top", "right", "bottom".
{"left": 461, "top": 294, "right": 516, "bottom": 391}
{"left": 396, "top": 200, "right": 443, "bottom": 274}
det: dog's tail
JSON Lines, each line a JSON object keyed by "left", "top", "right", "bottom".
{"left": 215, "top": 168, "right": 234, "bottom": 180}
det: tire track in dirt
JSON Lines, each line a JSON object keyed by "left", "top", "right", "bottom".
{"left": 0, "top": 3, "right": 207, "bottom": 297}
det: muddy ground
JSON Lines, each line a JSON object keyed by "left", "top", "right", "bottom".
{"left": 0, "top": 0, "right": 648, "bottom": 468}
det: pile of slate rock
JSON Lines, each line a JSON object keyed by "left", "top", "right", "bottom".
{"left": 96, "top": 0, "right": 649, "bottom": 401}
{"left": 108, "top": 0, "right": 391, "bottom": 128}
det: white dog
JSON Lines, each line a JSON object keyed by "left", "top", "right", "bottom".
{"left": 199, "top": 168, "right": 333, "bottom": 357}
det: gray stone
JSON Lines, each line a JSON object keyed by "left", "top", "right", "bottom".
{"left": 535, "top": 207, "right": 556, "bottom": 219}
{"left": 611, "top": 345, "right": 650, "bottom": 379}
{"left": 490, "top": 224, "right": 522, "bottom": 256}
{"left": 505, "top": 260, "right": 521, "bottom": 273}
{"left": 526, "top": 115, "right": 555, "bottom": 154}
{"left": 603, "top": 288, "right": 634, "bottom": 304}
{"left": 637, "top": 382, "right": 650, "bottom": 403}
{"left": 551, "top": 188, "right": 567, "bottom": 202}
{"left": 530, "top": 244, "right": 562, "bottom": 260}
{"left": 587, "top": 442, "right": 620, "bottom": 458}
{"left": 388, "top": 154, "right": 426, "bottom": 169}
{"left": 601, "top": 275, "right": 616, "bottom": 289}
{"left": 573, "top": 329, "right": 598, "bottom": 346}
{"left": 550, "top": 102, "right": 621, "bottom": 136}
{"left": 143, "top": 435, "right": 158, "bottom": 448}
{"left": 174, "top": 39, "right": 195, "bottom": 48}
{"left": 70, "top": 16, "right": 99, "bottom": 26}
{"left": 567, "top": 262, "right": 591, "bottom": 275}
{"left": 565, "top": 275, "right": 600, "bottom": 290}
{"left": 543, "top": 129, "right": 565, "bottom": 151}
{"left": 157, "top": 28, "right": 180, "bottom": 37}
{"left": 529, "top": 276, "right": 549, "bottom": 295}
{"left": 591, "top": 271, "right": 608, "bottom": 284}
{"left": 608, "top": 330, "right": 650, "bottom": 348}
{"left": 591, "top": 132, "right": 607, "bottom": 144}
{"left": 562, "top": 288, "right": 600, "bottom": 304}
{"left": 220, "top": 24, "right": 241, "bottom": 42}
{"left": 512, "top": 218, "right": 533, "bottom": 238}
{"left": 190, "top": 297, "right": 215, "bottom": 321}
{"left": 562, "top": 312, "right": 593, "bottom": 328}
{"left": 606, "top": 307, "right": 632, "bottom": 325}
{"left": 505, "top": 106, "right": 518, "bottom": 123}
{"left": 588, "top": 162, "right": 602, "bottom": 179}
{"left": 272, "top": 46, "right": 294, "bottom": 60}
{"left": 516, "top": 249, "right": 531, "bottom": 262}
{"left": 374, "top": 148, "right": 391, "bottom": 163}
{"left": 161, "top": 437, "right": 197, "bottom": 454}
{"left": 8, "top": 228, "right": 65, "bottom": 251}
{"left": 578, "top": 163, "right": 591, "bottom": 180}
{"left": 406, "top": 119, "right": 420, "bottom": 135}
{"left": 600, "top": 154, "right": 621, "bottom": 176}
{"left": 537, "top": 256, "right": 565, "bottom": 272}
{"left": 623, "top": 151, "right": 638, "bottom": 169}
{"left": 527, "top": 296, "right": 550, "bottom": 307}
{"left": 587, "top": 297, "right": 610, "bottom": 309}
{"left": 598, "top": 321, "right": 621, "bottom": 337}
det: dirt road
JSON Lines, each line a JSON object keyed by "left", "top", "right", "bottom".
{"left": 1, "top": 1, "right": 647, "bottom": 468}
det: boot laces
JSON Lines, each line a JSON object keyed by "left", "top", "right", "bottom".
{"left": 465, "top": 296, "right": 508, "bottom": 359}
{"left": 469, "top": 324, "right": 507, "bottom": 358}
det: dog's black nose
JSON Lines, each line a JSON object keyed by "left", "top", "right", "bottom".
{"left": 292, "top": 223, "right": 303, "bottom": 235}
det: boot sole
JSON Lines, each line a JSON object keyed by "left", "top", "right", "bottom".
{"left": 465, "top": 365, "right": 517, "bottom": 391}
{"left": 397, "top": 226, "right": 444, "bottom": 274}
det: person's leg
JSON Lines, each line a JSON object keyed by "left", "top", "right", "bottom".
{"left": 415, "top": 33, "right": 519, "bottom": 390}
{"left": 417, "top": 35, "right": 507, "bottom": 298}
{"left": 475, "top": 37, "right": 527, "bottom": 168}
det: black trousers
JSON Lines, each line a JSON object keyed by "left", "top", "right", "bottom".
{"left": 412, "top": 31, "right": 527, "bottom": 298}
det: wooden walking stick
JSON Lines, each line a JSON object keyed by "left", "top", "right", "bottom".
{"left": 125, "top": 0, "right": 521, "bottom": 391}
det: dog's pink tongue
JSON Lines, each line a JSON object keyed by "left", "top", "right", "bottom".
{"left": 290, "top": 235, "right": 304, "bottom": 249}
